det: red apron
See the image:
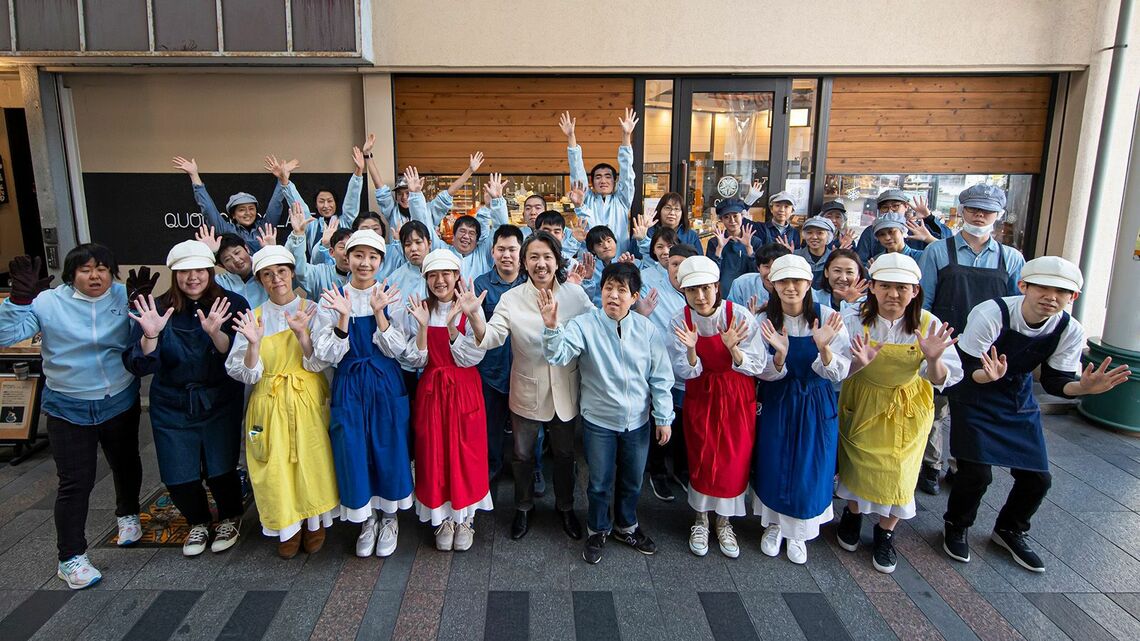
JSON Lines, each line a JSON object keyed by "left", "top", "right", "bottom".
{"left": 413, "top": 316, "right": 489, "bottom": 511}
{"left": 682, "top": 301, "right": 757, "bottom": 498}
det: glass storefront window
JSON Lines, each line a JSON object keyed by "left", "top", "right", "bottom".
{"left": 642, "top": 80, "right": 674, "bottom": 213}
{"left": 421, "top": 174, "right": 580, "bottom": 235}
{"left": 786, "top": 79, "right": 817, "bottom": 224}
{"left": 822, "top": 173, "right": 1036, "bottom": 252}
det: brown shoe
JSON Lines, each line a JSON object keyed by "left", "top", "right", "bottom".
{"left": 302, "top": 526, "right": 326, "bottom": 554}
{"left": 278, "top": 531, "right": 302, "bottom": 559}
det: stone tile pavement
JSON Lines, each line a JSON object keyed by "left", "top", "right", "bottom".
{"left": 0, "top": 411, "right": 1139, "bottom": 640}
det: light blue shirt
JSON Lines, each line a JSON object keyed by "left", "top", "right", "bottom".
{"left": 376, "top": 186, "right": 453, "bottom": 231}
{"left": 0, "top": 284, "right": 136, "bottom": 412}
{"left": 521, "top": 224, "right": 582, "bottom": 260}
{"left": 310, "top": 238, "right": 404, "bottom": 279}
{"left": 286, "top": 232, "right": 348, "bottom": 300}
{"left": 409, "top": 192, "right": 507, "bottom": 278}
{"left": 569, "top": 144, "right": 636, "bottom": 255}
{"left": 385, "top": 262, "right": 426, "bottom": 307}
{"left": 727, "top": 273, "right": 769, "bottom": 310}
{"left": 216, "top": 271, "right": 268, "bottom": 308}
{"left": 812, "top": 288, "right": 863, "bottom": 314}
{"left": 284, "top": 174, "right": 364, "bottom": 255}
{"left": 918, "top": 235, "right": 1024, "bottom": 310}
{"left": 543, "top": 308, "right": 675, "bottom": 431}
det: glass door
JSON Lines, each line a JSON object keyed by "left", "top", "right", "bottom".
{"left": 673, "top": 78, "right": 790, "bottom": 236}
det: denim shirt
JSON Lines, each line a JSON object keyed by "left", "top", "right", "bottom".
{"left": 473, "top": 268, "right": 527, "bottom": 393}
{"left": 193, "top": 181, "right": 287, "bottom": 253}
{"left": 918, "top": 235, "right": 1024, "bottom": 310}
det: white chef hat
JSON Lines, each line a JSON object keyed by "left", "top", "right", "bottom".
{"left": 166, "top": 240, "right": 216, "bottom": 271}
{"left": 677, "top": 255, "right": 720, "bottom": 288}
{"left": 345, "top": 229, "right": 386, "bottom": 254}
{"left": 1020, "top": 256, "right": 1083, "bottom": 293}
{"left": 768, "top": 254, "right": 814, "bottom": 282}
{"left": 869, "top": 253, "right": 921, "bottom": 285}
{"left": 251, "top": 245, "right": 295, "bottom": 274}
{"left": 421, "top": 248, "right": 462, "bottom": 274}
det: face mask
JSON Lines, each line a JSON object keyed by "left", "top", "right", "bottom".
{"left": 961, "top": 222, "right": 994, "bottom": 236}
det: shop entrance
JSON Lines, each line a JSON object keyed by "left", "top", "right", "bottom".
{"left": 671, "top": 78, "right": 791, "bottom": 234}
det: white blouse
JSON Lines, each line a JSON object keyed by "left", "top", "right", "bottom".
{"left": 225, "top": 296, "right": 331, "bottom": 385}
{"left": 667, "top": 302, "right": 767, "bottom": 380}
{"left": 390, "top": 299, "right": 486, "bottom": 370}
{"left": 840, "top": 307, "right": 964, "bottom": 391}
{"left": 757, "top": 306, "right": 850, "bottom": 383}
{"left": 310, "top": 282, "right": 409, "bottom": 365}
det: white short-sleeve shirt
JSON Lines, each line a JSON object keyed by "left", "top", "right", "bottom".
{"left": 957, "top": 296, "right": 1085, "bottom": 373}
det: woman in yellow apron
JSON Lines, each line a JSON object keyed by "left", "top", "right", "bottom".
{"left": 225, "top": 245, "right": 339, "bottom": 559}
{"left": 834, "top": 254, "right": 962, "bottom": 574}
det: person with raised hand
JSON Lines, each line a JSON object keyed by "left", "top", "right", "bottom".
{"left": 390, "top": 251, "right": 490, "bottom": 552}
{"left": 225, "top": 245, "right": 339, "bottom": 560}
{"left": 368, "top": 151, "right": 483, "bottom": 230}
{"left": 124, "top": 240, "right": 250, "bottom": 558}
{"left": 171, "top": 155, "right": 287, "bottom": 253}
{"left": 942, "top": 257, "right": 1130, "bottom": 573}
{"left": 280, "top": 138, "right": 372, "bottom": 257}
{"left": 0, "top": 247, "right": 143, "bottom": 589}
{"left": 811, "top": 248, "right": 869, "bottom": 315}
{"left": 197, "top": 225, "right": 268, "bottom": 308}
{"left": 562, "top": 108, "right": 639, "bottom": 254}
{"left": 667, "top": 256, "right": 767, "bottom": 560}
{"left": 752, "top": 255, "right": 850, "bottom": 566}
{"left": 834, "top": 253, "right": 963, "bottom": 575}
{"left": 634, "top": 192, "right": 700, "bottom": 260}
{"left": 706, "top": 197, "right": 764, "bottom": 295}
{"left": 309, "top": 229, "right": 413, "bottom": 559}
{"left": 407, "top": 168, "right": 509, "bottom": 278}
{"left": 284, "top": 202, "right": 352, "bottom": 300}
{"left": 727, "top": 242, "right": 792, "bottom": 315}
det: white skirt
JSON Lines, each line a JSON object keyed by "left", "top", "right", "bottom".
{"left": 835, "top": 481, "right": 916, "bottom": 520}
{"left": 415, "top": 491, "right": 494, "bottom": 526}
{"left": 339, "top": 493, "right": 416, "bottom": 523}
{"left": 262, "top": 508, "right": 339, "bottom": 541}
{"left": 752, "top": 495, "right": 834, "bottom": 542}
{"left": 688, "top": 487, "right": 748, "bottom": 517}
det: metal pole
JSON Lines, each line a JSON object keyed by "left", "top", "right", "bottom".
{"left": 1075, "top": 0, "right": 1135, "bottom": 319}
{"left": 1101, "top": 88, "right": 1140, "bottom": 352}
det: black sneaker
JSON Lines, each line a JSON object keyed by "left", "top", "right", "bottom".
{"left": 671, "top": 470, "right": 690, "bottom": 491}
{"left": 583, "top": 532, "right": 607, "bottom": 564}
{"left": 942, "top": 523, "right": 970, "bottom": 563}
{"left": 872, "top": 525, "right": 897, "bottom": 574}
{"left": 943, "top": 469, "right": 956, "bottom": 485}
{"left": 836, "top": 508, "right": 862, "bottom": 552}
{"left": 613, "top": 527, "right": 657, "bottom": 555}
{"left": 991, "top": 529, "right": 1045, "bottom": 573}
{"left": 648, "top": 474, "right": 675, "bottom": 502}
{"left": 916, "top": 465, "right": 940, "bottom": 495}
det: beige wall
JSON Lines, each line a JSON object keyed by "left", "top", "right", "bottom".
{"left": 67, "top": 73, "right": 365, "bottom": 173}
{"left": 370, "top": 0, "right": 1111, "bottom": 71}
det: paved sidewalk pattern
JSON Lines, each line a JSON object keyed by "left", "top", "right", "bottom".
{"left": 1, "top": 412, "right": 1139, "bottom": 640}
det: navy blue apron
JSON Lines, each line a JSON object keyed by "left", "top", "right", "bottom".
{"left": 753, "top": 306, "right": 838, "bottom": 519}
{"left": 328, "top": 309, "right": 414, "bottom": 510}
{"left": 930, "top": 234, "right": 1010, "bottom": 338}
{"left": 148, "top": 320, "right": 244, "bottom": 486}
{"left": 949, "top": 298, "right": 1069, "bottom": 472}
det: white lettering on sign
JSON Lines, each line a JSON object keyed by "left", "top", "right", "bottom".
{"left": 164, "top": 212, "right": 206, "bottom": 229}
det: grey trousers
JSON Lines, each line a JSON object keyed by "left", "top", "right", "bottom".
{"left": 922, "top": 394, "right": 956, "bottom": 472}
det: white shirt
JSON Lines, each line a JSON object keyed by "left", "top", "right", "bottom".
{"left": 840, "top": 307, "right": 964, "bottom": 391}
{"left": 956, "top": 296, "right": 1085, "bottom": 372}
{"left": 390, "top": 299, "right": 486, "bottom": 370}
{"left": 310, "top": 282, "right": 408, "bottom": 366}
{"left": 757, "top": 306, "right": 851, "bottom": 383}
{"left": 667, "top": 302, "right": 767, "bottom": 380}
{"left": 225, "top": 296, "right": 331, "bottom": 385}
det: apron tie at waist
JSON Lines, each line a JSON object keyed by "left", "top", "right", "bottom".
{"left": 267, "top": 372, "right": 308, "bottom": 463}
{"left": 884, "top": 379, "right": 923, "bottom": 422}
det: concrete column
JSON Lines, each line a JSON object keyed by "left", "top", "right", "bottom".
{"left": 362, "top": 72, "right": 395, "bottom": 208}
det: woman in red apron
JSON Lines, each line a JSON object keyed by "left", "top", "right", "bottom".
{"left": 669, "top": 256, "right": 766, "bottom": 559}
{"left": 394, "top": 249, "right": 491, "bottom": 552}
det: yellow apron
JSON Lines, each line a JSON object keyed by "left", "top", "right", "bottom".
{"left": 837, "top": 312, "right": 935, "bottom": 506}
{"left": 244, "top": 303, "right": 339, "bottom": 532}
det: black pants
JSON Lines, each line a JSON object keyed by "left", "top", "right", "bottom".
{"left": 167, "top": 469, "right": 245, "bottom": 526}
{"left": 647, "top": 403, "right": 687, "bottom": 479}
{"left": 46, "top": 402, "right": 143, "bottom": 561}
{"left": 943, "top": 459, "right": 1052, "bottom": 533}
{"left": 511, "top": 412, "right": 575, "bottom": 512}
{"left": 402, "top": 368, "right": 419, "bottom": 459}
{"left": 483, "top": 383, "right": 511, "bottom": 480}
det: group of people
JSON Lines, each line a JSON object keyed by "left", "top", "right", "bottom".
{"left": 0, "top": 110, "right": 1129, "bottom": 591}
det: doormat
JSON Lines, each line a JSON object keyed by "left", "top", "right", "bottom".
{"left": 98, "top": 470, "right": 254, "bottom": 548}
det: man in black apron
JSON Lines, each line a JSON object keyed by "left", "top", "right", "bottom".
{"left": 916, "top": 184, "right": 1025, "bottom": 495}
{"left": 940, "top": 257, "right": 1130, "bottom": 572}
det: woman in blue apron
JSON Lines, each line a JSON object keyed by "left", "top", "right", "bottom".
{"left": 311, "top": 229, "right": 414, "bottom": 559}
{"left": 753, "top": 255, "right": 850, "bottom": 565}
{"left": 125, "top": 240, "right": 249, "bottom": 557}
{"left": 942, "top": 257, "right": 1130, "bottom": 572}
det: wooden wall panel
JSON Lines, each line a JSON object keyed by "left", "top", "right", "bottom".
{"left": 394, "top": 76, "right": 634, "bottom": 174}
{"left": 826, "top": 76, "right": 1052, "bottom": 174}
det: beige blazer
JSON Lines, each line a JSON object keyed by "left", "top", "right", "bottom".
{"left": 478, "top": 280, "right": 594, "bottom": 422}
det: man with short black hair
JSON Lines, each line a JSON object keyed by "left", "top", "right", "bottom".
{"left": 561, "top": 109, "right": 640, "bottom": 256}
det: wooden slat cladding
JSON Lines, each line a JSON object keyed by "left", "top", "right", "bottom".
{"left": 394, "top": 76, "right": 634, "bottom": 174}
{"left": 826, "top": 76, "right": 1052, "bottom": 174}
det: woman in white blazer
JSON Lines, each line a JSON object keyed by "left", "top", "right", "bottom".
{"left": 469, "top": 231, "right": 593, "bottom": 542}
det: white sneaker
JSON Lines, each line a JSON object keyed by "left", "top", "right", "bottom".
{"left": 716, "top": 517, "right": 740, "bottom": 559}
{"left": 116, "top": 515, "right": 142, "bottom": 546}
{"left": 435, "top": 520, "right": 455, "bottom": 551}
{"left": 376, "top": 517, "right": 399, "bottom": 557}
{"left": 689, "top": 513, "right": 710, "bottom": 557}
{"left": 356, "top": 517, "right": 379, "bottom": 558}
{"left": 786, "top": 538, "right": 808, "bottom": 565}
{"left": 760, "top": 524, "right": 783, "bottom": 557}
{"left": 183, "top": 524, "right": 209, "bottom": 557}
{"left": 57, "top": 554, "right": 102, "bottom": 589}
{"left": 454, "top": 519, "right": 474, "bottom": 552}
{"left": 210, "top": 519, "right": 239, "bottom": 553}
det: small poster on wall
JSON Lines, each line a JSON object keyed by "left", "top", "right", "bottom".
{"left": 0, "top": 156, "right": 7, "bottom": 204}
{"left": 0, "top": 376, "right": 36, "bottom": 440}
{"left": 785, "top": 179, "right": 811, "bottom": 214}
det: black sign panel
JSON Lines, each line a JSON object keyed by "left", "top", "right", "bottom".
{"left": 83, "top": 172, "right": 365, "bottom": 265}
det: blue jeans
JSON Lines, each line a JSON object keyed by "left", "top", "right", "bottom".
{"left": 583, "top": 419, "right": 651, "bottom": 534}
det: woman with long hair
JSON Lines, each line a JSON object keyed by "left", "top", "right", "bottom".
{"left": 834, "top": 254, "right": 961, "bottom": 574}
{"left": 812, "top": 249, "right": 868, "bottom": 313}
{"left": 126, "top": 241, "right": 250, "bottom": 557}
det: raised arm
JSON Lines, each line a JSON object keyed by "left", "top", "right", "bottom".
{"left": 615, "top": 108, "right": 638, "bottom": 207}
{"left": 562, "top": 112, "right": 588, "bottom": 185}
{"left": 174, "top": 156, "right": 234, "bottom": 235}
{"left": 446, "top": 151, "right": 483, "bottom": 197}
